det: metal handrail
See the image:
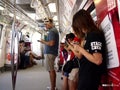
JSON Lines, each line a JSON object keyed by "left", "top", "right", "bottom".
{"left": 101, "top": 83, "right": 120, "bottom": 87}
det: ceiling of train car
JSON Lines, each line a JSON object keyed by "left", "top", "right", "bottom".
{"left": 0, "top": 0, "right": 95, "bottom": 34}
{"left": 0, "top": 0, "right": 58, "bottom": 31}
{"left": 9, "top": 0, "right": 55, "bottom": 22}
{"left": 14, "top": 0, "right": 58, "bottom": 28}
{"left": 16, "top": 0, "right": 35, "bottom": 13}
{"left": 58, "top": 0, "right": 84, "bottom": 34}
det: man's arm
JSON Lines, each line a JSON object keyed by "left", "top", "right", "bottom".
{"left": 38, "top": 39, "right": 55, "bottom": 46}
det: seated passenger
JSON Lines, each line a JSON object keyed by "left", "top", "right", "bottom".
{"left": 19, "top": 40, "right": 29, "bottom": 69}
{"left": 19, "top": 40, "right": 42, "bottom": 69}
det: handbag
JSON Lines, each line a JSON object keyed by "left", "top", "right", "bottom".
{"left": 72, "top": 57, "right": 80, "bottom": 68}
{"left": 63, "top": 57, "right": 80, "bottom": 73}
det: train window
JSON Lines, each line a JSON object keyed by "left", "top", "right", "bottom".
{"left": 0, "top": 24, "right": 3, "bottom": 42}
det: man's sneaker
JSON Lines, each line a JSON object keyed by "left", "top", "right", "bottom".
{"left": 47, "top": 87, "right": 58, "bottom": 90}
{"left": 47, "top": 87, "right": 50, "bottom": 90}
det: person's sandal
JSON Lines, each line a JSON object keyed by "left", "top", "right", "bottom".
{"left": 35, "top": 56, "right": 42, "bottom": 60}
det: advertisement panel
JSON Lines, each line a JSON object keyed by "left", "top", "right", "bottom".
{"left": 100, "top": 15, "right": 119, "bottom": 68}
{"left": 117, "top": 0, "right": 120, "bottom": 22}
{"left": 94, "top": 0, "right": 120, "bottom": 89}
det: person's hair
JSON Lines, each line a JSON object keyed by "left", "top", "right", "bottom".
{"left": 44, "top": 18, "right": 53, "bottom": 24}
{"left": 19, "top": 40, "right": 24, "bottom": 43}
{"left": 66, "top": 33, "right": 75, "bottom": 41}
{"left": 72, "top": 9, "right": 99, "bottom": 38}
{"left": 48, "top": 18, "right": 53, "bottom": 23}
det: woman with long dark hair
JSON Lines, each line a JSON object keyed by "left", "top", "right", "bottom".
{"left": 71, "top": 9, "right": 107, "bottom": 90}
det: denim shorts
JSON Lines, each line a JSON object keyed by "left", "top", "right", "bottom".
{"left": 63, "top": 72, "right": 69, "bottom": 77}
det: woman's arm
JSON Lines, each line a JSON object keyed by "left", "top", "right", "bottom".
{"left": 67, "top": 41, "right": 82, "bottom": 59}
{"left": 73, "top": 44, "right": 102, "bottom": 65}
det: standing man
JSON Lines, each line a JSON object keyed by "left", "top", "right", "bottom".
{"left": 39, "top": 18, "right": 59, "bottom": 90}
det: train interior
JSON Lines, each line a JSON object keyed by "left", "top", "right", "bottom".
{"left": 0, "top": 0, "right": 120, "bottom": 90}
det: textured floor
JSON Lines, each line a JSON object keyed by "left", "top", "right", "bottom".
{"left": 0, "top": 60, "right": 62, "bottom": 90}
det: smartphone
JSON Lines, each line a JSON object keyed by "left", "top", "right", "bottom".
{"left": 65, "top": 40, "right": 70, "bottom": 47}
{"left": 37, "top": 40, "right": 40, "bottom": 42}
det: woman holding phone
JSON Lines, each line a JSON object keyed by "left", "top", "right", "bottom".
{"left": 71, "top": 9, "right": 107, "bottom": 90}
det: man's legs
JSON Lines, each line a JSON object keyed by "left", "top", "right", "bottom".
{"left": 45, "top": 54, "right": 56, "bottom": 90}
{"left": 49, "top": 70, "right": 56, "bottom": 90}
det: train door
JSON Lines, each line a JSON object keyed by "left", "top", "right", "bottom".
{"left": 31, "top": 32, "right": 42, "bottom": 57}
{"left": 5, "top": 27, "right": 20, "bottom": 65}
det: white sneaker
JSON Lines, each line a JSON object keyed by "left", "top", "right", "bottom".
{"left": 47, "top": 87, "right": 58, "bottom": 90}
{"left": 47, "top": 87, "right": 50, "bottom": 90}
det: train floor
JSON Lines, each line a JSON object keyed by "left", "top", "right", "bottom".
{"left": 0, "top": 60, "right": 62, "bottom": 90}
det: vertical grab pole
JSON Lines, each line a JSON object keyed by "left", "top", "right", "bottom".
{"left": 11, "top": 21, "right": 15, "bottom": 90}
{"left": 10, "top": 0, "right": 19, "bottom": 90}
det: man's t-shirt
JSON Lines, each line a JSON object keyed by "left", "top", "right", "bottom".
{"left": 44, "top": 27, "right": 59, "bottom": 56}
